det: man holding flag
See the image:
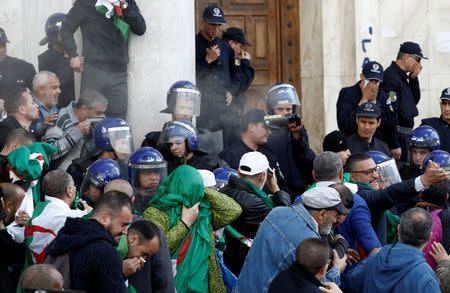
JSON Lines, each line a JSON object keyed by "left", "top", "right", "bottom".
{"left": 60, "top": 0, "right": 146, "bottom": 119}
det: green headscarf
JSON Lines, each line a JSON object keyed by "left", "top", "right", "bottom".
{"left": 149, "top": 165, "right": 211, "bottom": 293}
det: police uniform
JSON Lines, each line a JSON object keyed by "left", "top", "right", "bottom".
{"left": 38, "top": 48, "right": 75, "bottom": 108}
{"left": 421, "top": 117, "right": 449, "bottom": 153}
{"left": 60, "top": 0, "right": 146, "bottom": 119}
{"left": 337, "top": 81, "right": 398, "bottom": 148}
{"left": 381, "top": 42, "right": 427, "bottom": 162}
{"left": 195, "top": 6, "right": 240, "bottom": 131}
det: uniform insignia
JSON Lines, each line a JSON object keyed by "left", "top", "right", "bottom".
{"left": 388, "top": 91, "right": 397, "bottom": 102}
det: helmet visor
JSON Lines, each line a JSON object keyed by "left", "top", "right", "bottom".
{"left": 79, "top": 172, "right": 106, "bottom": 205}
{"left": 171, "top": 88, "right": 201, "bottom": 117}
{"left": 129, "top": 162, "right": 167, "bottom": 195}
{"left": 108, "top": 126, "right": 134, "bottom": 155}
{"left": 376, "top": 158, "right": 402, "bottom": 189}
{"left": 157, "top": 122, "right": 192, "bottom": 147}
{"left": 267, "top": 84, "right": 300, "bottom": 109}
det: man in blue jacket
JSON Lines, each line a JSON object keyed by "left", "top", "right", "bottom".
{"left": 345, "top": 153, "right": 449, "bottom": 245}
{"left": 381, "top": 42, "right": 427, "bottom": 162}
{"left": 346, "top": 208, "right": 441, "bottom": 293}
{"left": 422, "top": 87, "right": 450, "bottom": 153}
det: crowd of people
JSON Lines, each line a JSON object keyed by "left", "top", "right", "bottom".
{"left": 0, "top": 1, "right": 449, "bottom": 293}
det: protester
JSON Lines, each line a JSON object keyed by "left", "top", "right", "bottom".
{"left": 347, "top": 208, "right": 441, "bottom": 293}
{"left": 269, "top": 238, "right": 341, "bottom": 293}
{"left": 234, "top": 186, "right": 349, "bottom": 292}
{"left": 143, "top": 165, "right": 242, "bottom": 293}
{"left": 21, "top": 264, "right": 64, "bottom": 292}
{"left": 44, "top": 89, "right": 107, "bottom": 170}
{"left": 45, "top": 190, "right": 133, "bottom": 292}
{"left": 430, "top": 242, "right": 450, "bottom": 293}
{"left": 220, "top": 151, "right": 290, "bottom": 275}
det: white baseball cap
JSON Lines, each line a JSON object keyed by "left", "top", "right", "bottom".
{"left": 198, "top": 169, "right": 217, "bottom": 188}
{"left": 238, "top": 151, "right": 270, "bottom": 176}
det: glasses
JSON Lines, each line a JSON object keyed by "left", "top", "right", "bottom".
{"left": 409, "top": 55, "right": 421, "bottom": 63}
{"left": 352, "top": 166, "right": 379, "bottom": 176}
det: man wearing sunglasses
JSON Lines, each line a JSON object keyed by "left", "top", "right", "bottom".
{"left": 382, "top": 42, "right": 428, "bottom": 163}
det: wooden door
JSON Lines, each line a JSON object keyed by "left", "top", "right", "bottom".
{"left": 195, "top": 0, "right": 301, "bottom": 112}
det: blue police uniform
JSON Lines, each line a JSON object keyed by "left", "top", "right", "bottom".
{"left": 421, "top": 116, "right": 450, "bottom": 153}
{"left": 195, "top": 33, "right": 240, "bottom": 130}
{"left": 347, "top": 133, "right": 391, "bottom": 157}
{"left": 382, "top": 61, "right": 421, "bottom": 161}
{"left": 265, "top": 127, "right": 315, "bottom": 197}
{"left": 337, "top": 81, "right": 398, "bottom": 148}
{"left": 219, "top": 139, "right": 289, "bottom": 193}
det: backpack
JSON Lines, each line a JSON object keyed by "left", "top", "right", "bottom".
{"left": 422, "top": 208, "right": 443, "bottom": 271}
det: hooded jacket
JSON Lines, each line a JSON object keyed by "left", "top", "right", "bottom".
{"left": 346, "top": 242, "right": 440, "bottom": 293}
{"left": 46, "top": 217, "right": 127, "bottom": 293}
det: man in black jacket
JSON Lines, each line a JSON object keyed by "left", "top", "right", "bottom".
{"left": 381, "top": 42, "right": 427, "bottom": 162}
{"left": 60, "top": 0, "right": 146, "bottom": 119}
{"left": 220, "top": 151, "right": 291, "bottom": 275}
{"left": 0, "top": 90, "right": 39, "bottom": 149}
{"left": 46, "top": 191, "right": 133, "bottom": 292}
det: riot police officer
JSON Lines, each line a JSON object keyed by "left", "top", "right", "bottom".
{"left": 398, "top": 125, "right": 440, "bottom": 180}
{"left": 158, "top": 120, "right": 219, "bottom": 174}
{"left": 421, "top": 88, "right": 450, "bottom": 153}
{"left": 0, "top": 27, "right": 36, "bottom": 99}
{"left": 264, "top": 83, "right": 315, "bottom": 196}
{"left": 38, "top": 13, "right": 75, "bottom": 108}
{"left": 128, "top": 147, "right": 168, "bottom": 214}
{"left": 79, "top": 158, "right": 122, "bottom": 207}
{"left": 67, "top": 117, "right": 134, "bottom": 188}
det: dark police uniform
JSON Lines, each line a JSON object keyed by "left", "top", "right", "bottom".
{"left": 38, "top": 47, "right": 75, "bottom": 108}
{"left": 0, "top": 56, "right": 35, "bottom": 99}
{"left": 381, "top": 61, "right": 421, "bottom": 161}
{"left": 219, "top": 139, "right": 289, "bottom": 193}
{"left": 60, "top": 0, "right": 146, "bottom": 119}
{"left": 337, "top": 81, "right": 398, "bottom": 149}
{"left": 421, "top": 116, "right": 449, "bottom": 153}
{"left": 347, "top": 133, "right": 391, "bottom": 157}
{"left": 265, "top": 127, "right": 315, "bottom": 198}
{"left": 195, "top": 33, "right": 240, "bottom": 130}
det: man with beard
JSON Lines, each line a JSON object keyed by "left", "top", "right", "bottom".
{"left": 45, "top": 190, "right": 133, "bottom": 292}
{"left": 234, "top": 185, "right": 349, "bottom": 292}
{"left": 0, "top": 90, "right": 39, "bottom": 149}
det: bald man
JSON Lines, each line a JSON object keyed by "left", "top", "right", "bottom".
{"left": 21, "top": 264, "right": 64, "bottom": 292}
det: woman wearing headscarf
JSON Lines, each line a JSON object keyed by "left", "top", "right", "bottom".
{"left": 142, "top": 165, "right": 242, "bottom": 293}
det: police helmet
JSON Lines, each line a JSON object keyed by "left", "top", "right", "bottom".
{"left": 266, "top": 83, "right": 300, "bottom": 113}
{"left": 128, "top": 147, "right": 168, "bottom": 190}
{"left": 158, "top": 120, "right": 199, "bottom": 152}
{"left": 213, "top": 167, "right": 239, "bottom": 190}
{"left": 422, "top": 150, "right": 450, "bottom": 171}
{"left": 409, "top": 125, "right": 440, "bottom": 151}
{"left": 365, "top": 151, "right": 390, "bottom": 164}
{"left": 94, "top": 117, "right": 134, "bottom": 155}
{"left": 160, "top": 80, "right": 201, "bottom": 117}
{"left": 39, "top": 13, "right": 66, "bottom": 46}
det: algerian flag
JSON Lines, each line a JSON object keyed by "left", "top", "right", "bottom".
{"left": 95, "top": 0, "right": 130, "bottom": 42}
